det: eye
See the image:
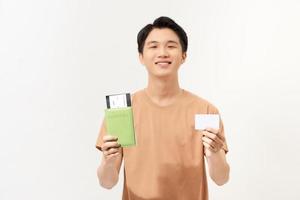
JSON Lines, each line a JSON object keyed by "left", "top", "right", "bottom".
{"left": 149, "top": 46, "right": 157, "bottom": 49}
{"left": 168, "top": 46, "right": 176, "bottom": 48}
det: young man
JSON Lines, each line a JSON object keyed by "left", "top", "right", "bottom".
{"left": 96, "top": 16, "right": 230, "bottom": 200}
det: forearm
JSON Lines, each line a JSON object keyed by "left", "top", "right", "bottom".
{"left": 206, "top": 150, "right": 230, "bottom": 186}
{"left": 97, "top": 158, "right": 119, "bottom": 189}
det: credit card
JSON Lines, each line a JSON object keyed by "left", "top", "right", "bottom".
{"left": 195, "top": 114, "right": 220, "bottom": 131}
{"left": 106, "top": 93, "right": 131, "bottom": 109}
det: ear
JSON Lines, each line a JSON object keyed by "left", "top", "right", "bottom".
{"left": 139, "top": 53, "right": 145, "bottom": 65}
{"left": 181, "top": 52, "right": 187, "bottom": 63}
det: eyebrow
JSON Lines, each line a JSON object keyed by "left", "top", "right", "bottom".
{"left": 146, "top": 40, "right": 179, "bottom": 46}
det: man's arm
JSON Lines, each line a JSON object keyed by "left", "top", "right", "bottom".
{"left": 202, "top": 128, "right": 230, "bottom": 186}
{"left": 97, "top": 135, "right": 123, "bottom": 189}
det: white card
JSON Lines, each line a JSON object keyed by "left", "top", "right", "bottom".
{"left": 195, "top": 114, "right": 220, "bottom": 131}
{"left": 109, "top": 94, "right": 128, "bottom": 109}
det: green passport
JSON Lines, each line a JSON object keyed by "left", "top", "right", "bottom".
{"left": 104, "top": 94, "right": 136, "bottom": 147}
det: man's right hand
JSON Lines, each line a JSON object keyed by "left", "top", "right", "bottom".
{"left": 98, "top": 135, "right": 122, "bottom": 189}
{"left": 101, "top": 135, "right": 121, "bottom": 163}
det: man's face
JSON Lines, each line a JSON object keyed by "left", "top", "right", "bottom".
{"left": 139, "top": 28, "right": 186, "bottom": 78}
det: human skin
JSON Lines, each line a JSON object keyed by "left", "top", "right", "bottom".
{"left": 97, "top": 28, "right": 229, "bottom": 188}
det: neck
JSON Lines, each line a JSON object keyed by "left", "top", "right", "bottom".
{"left": 145, "top": 74, "right": 182, "bottom": 106}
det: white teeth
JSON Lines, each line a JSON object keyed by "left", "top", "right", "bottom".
{"left": 156, "top": 62, "right": 171, "bottom": 64}
{"left": 157, "top": 62, "right": 170, "bottom": 67}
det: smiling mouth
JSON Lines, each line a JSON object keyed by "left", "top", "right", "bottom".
{"left": 155, "top": 61, "right": 172, "bottom": 64}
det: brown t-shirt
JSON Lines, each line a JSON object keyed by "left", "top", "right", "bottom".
{"left": 96, "top": 89, "right": 228, "bottom": 200}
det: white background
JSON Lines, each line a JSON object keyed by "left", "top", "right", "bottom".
{"left": 1, "top": 0, "right": 300, "bottom": 199}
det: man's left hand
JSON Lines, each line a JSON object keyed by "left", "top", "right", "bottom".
{"left": 202, "top": 128, "right": 225, "bottom": 156}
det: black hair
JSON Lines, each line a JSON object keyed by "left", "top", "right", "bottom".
{"left": 137, "top": 16, "right": 188, "bottom": 54}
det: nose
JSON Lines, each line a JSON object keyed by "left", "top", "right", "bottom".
{"left": 158, "top": 47, "right": 169, "bottom": 57}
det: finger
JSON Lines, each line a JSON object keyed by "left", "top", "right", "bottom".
{"left": 205, "top": 129, "right": 225, "bottom": 144}
{"left": 202, "top": 131, "right": 218, "bottom": 141}
{"left": 102, "top": 143, "right": 121, "bottom": 152}
{"left": 203, "top": 141, "right": 215, "bottom": 151}
{"left": 104, "top": 147, "right": 120, "bottom": 156}
{"left": 203, "top": 134, "right": 224, "bottom": 149}
{"left": 106, "top": 152, "right": 120, "bottom": 160}
{"left": 107, "top": 145, "right": 122, "bottom": 153}
{"left": 103, "top": 148, "right": 118, "bottom": 156}
{"left": 202, "top": 136, "right": 216, "bottom": 149}
{"left": 217, "top": 134, "right": 225, "bottom": 142}
{"left": 211, "top": 133, "right": 225, "bottom": 146}
{"left": 203, "top": 137, "right": 224, "bottom": 153}
{"left": 203, "top": 130, "right": 225, "bottom": 145}
{"left": 205, "top": 128, "right": 219, "bottom": 134}
{"left": 103, "top": 135, "right": 118, "bottom": 142}
{"left": 101, "top": 141, "right": 121, "bottom": 151}
{"left": 205, "top": 133, "right": 224, "bottom": 147}
{"left": 203, "top": 141, "right": 219, "bottom": 153}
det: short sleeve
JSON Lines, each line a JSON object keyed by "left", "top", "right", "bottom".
{"left": 208, "top": 105, "right": 229, "bottom": 154}
{"left": 95, "top": 119, "right": 106, "bottom": 151}
{"left": 219, "top": 118, "right": 229, "bottom": 154}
